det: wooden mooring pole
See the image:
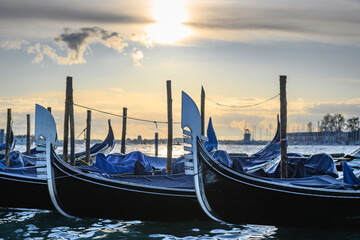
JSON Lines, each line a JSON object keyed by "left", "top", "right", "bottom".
{"left": 63, "top": 76, "right": 75, "bottom": 164}
{"left": 121, "top": 107, "right": 127, "bottom": 154}
{"left": 201, "top": 86, "right": 205, "bottom": 137}
{"left": 166, "top": 80, "right": 173, "bottom": 175}
{"left": 155, "top": 132, "right": 159, "bottom": 156}
{"left": 280, "top": 75, "right": 288, "bottom": 178}
{"left": 85, "top": 110, "right": 91, "bottom": 163}
{"left": 69, "top": 86, "right": 75, "bottom": 165}
{"left": 26, "top": 114, "right": 31, "bottom": 155}
{"left": 5, "top": 109, "right": 11, "bottom": 168}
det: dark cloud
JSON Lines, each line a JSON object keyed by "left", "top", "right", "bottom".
{"left": 0, "top": 1, "right": 153, "bottom": 24}
{"left": 186, "top": 2, "right": 360, "bottom": 39}
{"left": 1, "top": 27, "right": 153, "bottom": 65}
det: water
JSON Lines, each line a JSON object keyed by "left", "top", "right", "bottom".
{"left": 2, "top": 144, "right": 360, "bottom": 239}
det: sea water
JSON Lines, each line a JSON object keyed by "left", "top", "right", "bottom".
{"left": 1, "top": 144, "right": 360, "bottom": 239}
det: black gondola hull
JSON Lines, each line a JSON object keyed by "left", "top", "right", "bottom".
{"left": 50, "top": 149, "right": 206, "bottom": 220}
{"left": 0, "top": 174, "right": 52, "bottom": 209}
{"left": 197, "top": 140, "right": 360, "bottom": 227}
{"left": 0, "top": 119, "right": 115, "bottom": 210}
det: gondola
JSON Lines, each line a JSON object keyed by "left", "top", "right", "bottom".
{"left": 43, "top": 99, "right": 288, "bottom": 220}
{"left": 36, "top": 104, "right": 203, "bottom": 220}
{"left": 181, "top": 91, "right": 360, "bottom": 227}
{"left": 0, "top": 105, "right": 115, "bottom": 210}
{"left": 47, "top": 147, "right": 204, "bottom": 220}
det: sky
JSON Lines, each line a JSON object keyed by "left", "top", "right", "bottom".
{"left": 0, "top": 0, "right": 360, "bottom": 141}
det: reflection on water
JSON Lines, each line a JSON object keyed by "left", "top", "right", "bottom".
{"left": 2, "top": 208, "right": 360, "bottom": 239}
{"left": 0, "top": 208, "right": 278, "bottom": 239}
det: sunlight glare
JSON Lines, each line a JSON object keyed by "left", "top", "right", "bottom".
{"left": 147, "top": 0, "right": 191, "bottom": 44}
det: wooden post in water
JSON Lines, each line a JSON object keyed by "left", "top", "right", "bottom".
{"left": 85, "top": 110, "right": 91, "bottom": 163}
{"left": 280, "top": 75, "right": 288, "bottom": 178}
{"left": 155, "top": 132, "right": 159, "bottom": 156}
{"left": 63, "top": 76, "right": 73, "bottom": 163}
{"left": 47, "top": 107, "right": 52, "bottom": 113}
{"left": 26, "top": 114, "right": 31, "bottom": 155}
{"left": 121, "top": 107, "right": 127, "bottom": 154}
{"left": 166, "top": 80, "right": 173, "bottom": 175}
{"left": 5, "top": 109, "right": 11, "bottom": 168}
{"left": 69, "top": 85, "right": 75, "bottom": 166}
{"left": 201, "top": 86, "right": 205, "bottom": 137}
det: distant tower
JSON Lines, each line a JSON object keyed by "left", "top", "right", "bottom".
{"left": 0, "top": 129, "right": 4, "bottom": 145}
{"left": 137, "top": 135, "right": 142, "bottom": 142}
{"left": 244, "top": 129, "right": 251, "bottom": 144}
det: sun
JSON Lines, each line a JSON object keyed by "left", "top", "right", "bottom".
{"left": 147, "top": 0, "right": 191, "bottom": 44}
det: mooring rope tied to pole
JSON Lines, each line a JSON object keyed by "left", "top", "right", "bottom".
{"left": 75, "top": 127, "right": 87, "bottom": 140}
{"left": 206, "top": 93, "right": 280, "bottom": 109}
{"left": 73, "top": 103, "right": 180, "bottom": 127}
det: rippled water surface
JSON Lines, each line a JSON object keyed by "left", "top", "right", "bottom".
{"left": 0, "top": 209, "right": 279, "bottom": 239}
{"left": 2, "top": 144, "right": 360, "bottom": 239}
{"left": 2, "top": 208, "right": 360, "bottom": 239}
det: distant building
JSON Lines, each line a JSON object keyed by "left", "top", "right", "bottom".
{"left": 14, "top": 135, "right": 35, "bottom": 145}
{"left": 137, "top": 135, "right": 142, "bottom": 142}
{"left": 244, "top": 129, "right": 251, "bottom": 144}
{"left": 287, "top": 131, "right": 351, "bottom": 145}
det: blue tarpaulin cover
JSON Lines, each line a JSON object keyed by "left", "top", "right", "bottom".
{"left": 210, "top": 150, "right": 233, "bottom": 167}
{"left": 263, "top": 174, "right": 357, "bottom": 190}
{"left": 343, "top": 161, "right": 360, "bottom": 185}
{"left": 0, "top": 151, "right": 25, "bottom": 168}
{"left": 0, "top": 130, "right": 14, "bottom": 152}
{"left": 0, "top": 150, "right": 37, "bottom": 177}
{"left": 0, "top": 150, "right": 38, "bottom": 168}
{"left": 93, "top": 151, "right": 189, "bottom": 175}
{"left": 105, "top": 173, "right": 194, "bottom": 189}
{"left": 265, "top": 153, "right": 338, "bottom": 178}
{"left": 205, "top": 117, "right": 218, "bottom": 152}
{"left": 94, "top": 152, "right": 154, "bottom": 174}
{"left": 0, "top": 167, "right": 37, "bottom": 177}
{"left": 92, "top": 150, "right": 234, "bottom": 175}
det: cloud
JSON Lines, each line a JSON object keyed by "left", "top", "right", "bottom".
{"left": 131, "top": 49, "right": 144, "bottom": 66}
{"left": 0, "top": 39, "right": 29, "bottom": 50}
{"left": 307, "top": 102, "right": 360, "bottom": 116}
{"left": 130, "top": 33, "right": 154, "bottom": 48}
{"left": 1, "top": 27, "right": 154, "bottom": 66}
{"left": 186, "top": 0, "right": 360, "bottom": 45}
{"left": 27, "top": 43, "right": 43, "bottom": 63}
{"left": 48, "top": 27, "right": 128, "bottom": 65}
{"left": 0, "top": 1, "right": 153, "bottom": 24}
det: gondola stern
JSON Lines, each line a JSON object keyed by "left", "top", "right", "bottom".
{"left": 35, "top": 104, "right": 74, "bottom": 218}
{"left": 105, "top": 119, "right": 115, "bottom": 147}
{"left": 181, "top": 91, "right": 222, "bottom": 223}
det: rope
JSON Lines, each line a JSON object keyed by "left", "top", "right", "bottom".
{"left": 206, "top": 94, "right": 280, "bottom": 109}
{"left": 73, "top": 103, "right": 180, "bottom": 127}
{"left": 77, "top": 156, "right": 95, "bottom": 166}
{"left": 75, "top": 127, "right": 87, "bottom": 140}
